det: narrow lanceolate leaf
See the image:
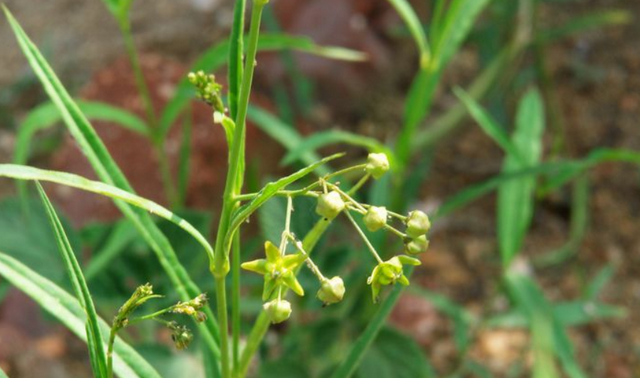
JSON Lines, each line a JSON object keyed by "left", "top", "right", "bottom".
{"left": 0, "top": 164, "right": 214, "bottom": 264}
{"left": 3, "top": 7, "right": 220, "bottom": 359}
{"left": 281, "top": 130, "right": 395, "bottom": 167}
{"left": 36, "top": 183, "right": 108, "bottom": 377}
{"left": 498, "top": 88, "right": 545, "bottom": 267}
{"left": 0, "top": 252, "right": 161, "bottom": 378}
{"left": 225, "top": 153, "right": 344, "bottom": 250}
{"left": 454, "top": 87, "right": 522, "bottom": 162}
{"left": 384, "top": 0, "right": 429, "bottom": 66}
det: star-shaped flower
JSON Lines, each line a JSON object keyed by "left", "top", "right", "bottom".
{"left": 367, "top": 255, "right": 421, "bottom": 303}
{"left": 241, "top": 241, "right": 307, "bottom": 300}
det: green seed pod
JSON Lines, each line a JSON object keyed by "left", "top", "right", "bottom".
{"left": 316, "top": 191, "right": 345, "bottom": 219}
{"left": 365, "top": 153, "right": 390, "bottom": 179}
{"left": 405, "top": 235, "right": 429, "bottom": 255}
{"left": 263, "top": 299, "right": 292, "bottom": 324}
{"left": 317, "top": 276, "right": 345, "bottom": 305}
{"left": 406, "top": 210, "right": 431, "bottom": 238}
{"left": 364, "top": 206, "right": 388, "bottom": 232}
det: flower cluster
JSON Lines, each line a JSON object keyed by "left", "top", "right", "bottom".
{"left": 110, "top": 284, "right": 209, "bottom": 350}
{"left": 242, "top": 152, "right": 432, "bottom": 322}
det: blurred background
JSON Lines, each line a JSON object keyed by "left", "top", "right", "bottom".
{"left": 0, "top": 0, "right": 639, "bottom": 377}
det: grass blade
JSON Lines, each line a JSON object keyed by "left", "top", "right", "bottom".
{"left": 385, "top": 0, "right": 429, "bottom": 66}
{"left": 3, "top": 7, "right": 220, "bottom": 359}
{"left": 498, "top": 88, "right": 545, "bottom": 266}
{"left": 281, "top": 130, "right": 395, "bottom": 167}
{"left": 453, "top": 87, "right": 522, "bottom": 161}
{"left": 538, "top": 9, "right": 632, "bottom": 43}
{"left": 331, "top": 268, "right": 413, "bottom": 378}
{"left": 36, "top": 182, "right": 108, "bottom": 377}
{"left": 0, "top": 164, "right": 214, "bottom": 263}
{"left": 0, "top": 252, "right": 161, "bottom": 378}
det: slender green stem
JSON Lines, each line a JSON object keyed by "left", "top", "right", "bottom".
{"left": 215, "top": 276, "right": 230, "bottom": 378}
{"left": 228, "top": 0, "right": 247, "bottom": 119}
{"left": 107, "top": 327, "right": 116, "bottom": 378}
{"left": 117, "top": 17, "right": 178, "bottom": 206}
{"left": 117, "top": 19, "right": 157, "bottom": 129}
{"left": 212, "top": 2, "right": 268, "bottom": 377}
{"left": 231, "top": 233, "right": 241, "bottom": 374}
{"left": 288, "top": 235, "right": 325, "bottom": 281}
{"left": 344, "top": 210, "right": 383, "bottom": 264}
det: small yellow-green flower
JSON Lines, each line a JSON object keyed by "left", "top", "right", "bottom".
{"left": 241, "top": 241, "right": 306, "bottom": 300}
{"left": 367, "top": 255, "right": 421, "bottom": 303}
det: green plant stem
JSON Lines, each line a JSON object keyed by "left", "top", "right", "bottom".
{"left": 228, "top": 0, "right": 247, "bottom": 120}
{"left": 215, "top": 276, "right": 230, "bottom": 378}
{"left": 212, "top": 1, "right": 267, "bottom": 377}
{"left": 107, "top": 327, "right": 117, "bottom": 378}
{"left": 344, "top": 210, "right": 383, "bottom": 264}
{"left": 231, "top": 233, "right": 241, "bottom": 374}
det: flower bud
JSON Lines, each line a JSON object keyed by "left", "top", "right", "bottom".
{"left": 316, "top": 191, "right": 345, "bottom": 219}
{"left": 406, "top": 210, "right": 431, "bottom": 238}
{"left": 363, "top": 206, "right": 388, "bottom": 232}
{"left": 365, "top": 153, "right": 390, "bottom": 179}
{"left": 263, "top": 299, "right": 292, "bottom": 324}
{"left": 405, "top": 235, "right": 429, "bottom": 255}
{"left": 317, "top": 276, "right": 345, "bottom": 305}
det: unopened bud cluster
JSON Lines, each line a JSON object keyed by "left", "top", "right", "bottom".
{"left": 188, "top": 70, "right": 225, "bottom": 113}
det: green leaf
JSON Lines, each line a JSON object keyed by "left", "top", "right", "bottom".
{"left": 498, "top": 88, "right": 545, "bottom": 266}
{"left": 505, "top": 273, "right": 587, "bottom": 378}
{"left": 0, "top": 366, "right": 8, "bottom": 378}
{"left": 453, "top": 87, "right": 522, "bottom": 161}
{"left": 0, "top": 252, "right": 161, "bottom": 378}
{"left": 0, "top": 164, "right": 214, "bottom": 263}
{"left": 330, "top": 267, "right": 414, "bottom": 378}
{"left": 0, "top": 197, "right": 81, "bottom": 282}
{"left": 384, "top": 0, "right": 429, "bottom": 65}
{"left": 282, "top": 130, "right": 395, "bottom": 167}
{"left": 538, "top": 10, "right": 632, "bottom": 43}
{"left": 505, "top": 273, "right": 559, "bottom": 378}
{"left": 36, "top": 182, "right": 108, "bottom": 377}
{"left": 583, "top": 264, "right": 614, "bottom": 300}
{"left": 2, "top": 8, "right": 220, "bottom": 359}
{"left": 355, "top": 327, "right": 435, "bottom": 378}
